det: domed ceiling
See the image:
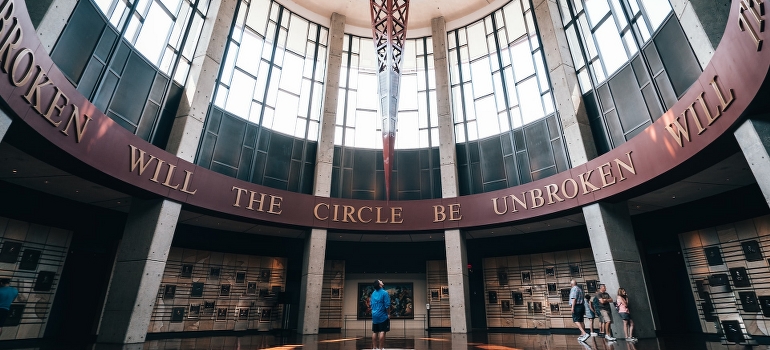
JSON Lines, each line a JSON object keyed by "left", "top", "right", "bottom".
{"left": 281, "top": 0, "right": 509, "bottom": 37}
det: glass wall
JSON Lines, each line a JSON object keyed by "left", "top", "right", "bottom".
{"left": 51, "top": 0, "right": 209, "bottom": 146}
{"left": 335, "top": 36, "right": 438, "bottom": 149}
{"left": 559, "top": 0, "right": 701, "bottom": 152}
{"left": 448, "top": 0, "right": 570, "bottom": 194}
{"left": 93, "top": 0, "right": 209, "bottom": 85}
{"left": 196, "top": 0, "right": 328, "bottom": 194}
{"left": 211, "top": 0, "right": 328, "bottom": 142}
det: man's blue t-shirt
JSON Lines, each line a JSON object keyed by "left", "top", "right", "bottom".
{"left": 0, "top": 286, "right": 18, "bottom": 309}
{"left": 370, "top": 288, "right": 391, "bottom": 324}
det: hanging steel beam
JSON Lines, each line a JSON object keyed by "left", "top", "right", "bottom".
{"left": 370, "top": 0, "right": 410, "bottom": 201}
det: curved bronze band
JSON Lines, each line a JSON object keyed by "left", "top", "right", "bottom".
{"left": 2, "top": 0, "right": 767, "bottom": 231}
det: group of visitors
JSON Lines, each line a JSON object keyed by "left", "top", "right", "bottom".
{"left": 569, "top": 279, "right": 637, "bottom": 343}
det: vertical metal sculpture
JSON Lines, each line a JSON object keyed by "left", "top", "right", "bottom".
{"left": 370, "top": 0, "right": 409, "bottom": 201}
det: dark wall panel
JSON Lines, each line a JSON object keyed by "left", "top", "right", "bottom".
{"left": 51, "top": 1, "right": 104, "bottom": 83}
{"left": 609, "top": 65, "right": 651, "bottom": 134}
{"left": 655, "top": 19, "right": 702, "bottom": 97}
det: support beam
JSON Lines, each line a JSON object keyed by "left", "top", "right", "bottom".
{"left": 34, "top": 0, "right": 77, "bottom": 54}
{"left": 297, "top": 228, "right": 328, "bottom": 334}
{"left": 583, "top": 202, "right": 655, "bottom": 338}
{"left": 0, "top": 109, "right": 11, "bottom": 142}
{"left": 735, "top": 118, "right": 770, "bottom": 207}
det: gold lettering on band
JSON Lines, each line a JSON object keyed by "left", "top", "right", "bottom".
{"left": 739, "top": 0, "right": 765, "bottom": 50}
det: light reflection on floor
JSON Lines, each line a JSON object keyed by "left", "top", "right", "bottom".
{"left": 136, "top": 330, "right": 737, "bottom": 350}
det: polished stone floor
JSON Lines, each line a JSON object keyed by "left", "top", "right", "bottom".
{"left": 0, "top": 330, "right": 757, "bottom": 350}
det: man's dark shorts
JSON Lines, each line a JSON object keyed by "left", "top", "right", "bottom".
{"left": 372, "top": 318, "right": 390, "bottom": 333}
{"left": 572, "top": 304, "right": 585, "bottom": 322}
{"left": 0, "top": 308, "right": 9, "bottom": 325}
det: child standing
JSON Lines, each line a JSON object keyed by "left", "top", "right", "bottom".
{"left": 584, "top": 294, "right": 597, "bottom": 336}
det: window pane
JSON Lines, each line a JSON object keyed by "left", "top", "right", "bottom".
{"left": 594, "top": 20, "right": 627, "bottom": 76}
{"left": 585, "top": 0, "right": 611, "bottom": 28}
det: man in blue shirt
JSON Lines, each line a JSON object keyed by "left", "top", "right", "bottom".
{"left": 0, "top": 278, "right": 18, "bottom": 335}
{"left": 569, "top": 279, "right": 589, "bottom": 343}
{"left": 370, "top": 279, "right": 390, "bottom": 350}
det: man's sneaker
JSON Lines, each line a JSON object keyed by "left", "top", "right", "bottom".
{"left": 578, "top": 334, "right": 589, "bottom": 342}
{"left": 627, "top": 337, "right": 638, "bottom": 341}
{"left": 598, "top": 333, "right": 605, "bottom": 338}
{"left": 605, "top": 335, "right": 617, "bottom": 341}
{"left": 590, "top": 332, "right": 598, "bottom": 336}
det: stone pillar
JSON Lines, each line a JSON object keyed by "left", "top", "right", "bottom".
{"left": 297, "top": 228, "right": 328, "bottom": 334}
{"left": 297, "top": 12, "right": 345, "bottom": 335}
{"left": 166, "top": 0, "right": 237, "bottom": 162}
{"left": 735, "top": 118, "right": 770, "bottom": 207}
{"left": 533, "top": 0, "right": 597, "bottom": 166}
{"left": 97, "top": 199, "right": 182, "bottom": 343}
{"left": 432, "top": 17, "right": 471, "bottom": 333}
{"left": 583, "top": 202, "right": 655, "bottom": 338}
{"left": 34, "top": 0, "right": 77, "bottom": 54}
{"left": 669, "top": 0, "right": 715, "bottom": 68}
{"left": 0, "top": 109, "right": 11, "bottom": 142}
{"left": 97, "top": 0, "right": 233, "bottom": 343}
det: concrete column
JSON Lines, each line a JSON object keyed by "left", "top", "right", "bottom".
{"left": 668, "top": 0, "right": 715, "bottom": 68}
{"left": 297, "top": 228, "right": 328, "bottom": 334}
{"left": 297, "top": 12, "right": 345, "bottom": 335}
{"left": 97, "top": 199, "right": 182, "bottom": 343}
{"left": 583, "top": 202, "right": 654, "bottom": 338}
{"left": 735, "top": 118, "right": 770, "bottom": 207}
{"left": 97, "top": 0, "right": 233, "bottom": 343}
{"left": 432, "top": 17, "right": 471, "bottom": 333}
{"left": 34, "top": 0, "right": 77, "bottom": 54}
{"left": 534, "top": 0, "right": 597, "bottom": 166}
{"left": 0, "top": 109, "right": 11, "bottom": 142}
{"left": 166, "top": 0, "right": 237, "bottom": 162}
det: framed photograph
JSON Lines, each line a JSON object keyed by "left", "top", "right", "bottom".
{"left": 739, "top": 291, "right": 760, "bottom": 312}
{"left": 259, "top": 288, "right": 269, "bottom": 298}
{"left": 545, "top": 267, "right": 555, "bottom": 277}
{"left": 586, "top": 280, "right": 598, "bottom": 293}
{"left": 19, "top": 249, "right": 41, "bottom": 271}
{"left": 209, "top": 267, "right": 220, "bottom": 278}
{"left": 0, "top": 241, "right": 22, "bottom": 263}
{"left": 550, "top": 303, "right": 560, "bottom": 313}
{"left": 238, "top": 307, "right": 249, "bottom": 320}
{"left": 260, "top": 308, "right": 271, "bottom": 322}
{"left": 501, "top": 299, "right": 511, "bottom": 312}
{"left": 730, "top": 267, "right": 751, "bottom": 288}
{"left": 488, "top": 291, "right": 498, "bottom": 304}
{"left": 163, "top": 284, "right": 177, "bottom": 299}
{"left": 742, "top": 240, "right": 763, "bottom": 261}
{"left": 527, "top": 302, "right": 534, "bottom": 314}
{"left": 188, "top": 304, "right": 200, "bottom": 319}
{"left": 704, "top": 247, "right": 724, "bottom": 266}
{"left": 204, "top": 301, "right": 216, "bottom": 314}
{"left": 521, "top": 271, "right": 531, "bottom": 283}
{"left": 220, "top": 284, "right": 231, "bottom": 296}
{"left": 525, "top": 287, "right": 532, "bottom": 296}
{"left": 498, "top": 270, "right": 508, "bottom": 286}
{"left": 547, "top": 283, "right": 557, "bottom": 292}
{"left": 441, "top": 286, "right": 449, "bottom": 296}
{"left": 709, "top": 273, "right": 731, "bottom": 290}
{"left": 34, "top": 271, "right": 56, "bottom": 291}
{"left": 533, "top": 302, "right": 542, "bottom": 313}
{"left": 702, "top": 301, "right": 717, "bottom": 321}
{"left": 512, "top": 291, "right": 523, "bottom": 305}
{"left": 357, "top": 282, "right": 414, "bottom": 319}
{"left": 560, "top": 288, "right": 571, "bottom": 302}
{"left": 569, "top": 265, "right": 580, "bottom": 276}
{"left": 247, "top": 282, "right": 258, "bottom": 295}
{"left": 191, "top": 282, "right": 204, "bottom": 297}
{"left": 260, "top": 269, "right": 271, "bottom": 282}
{"left": 430, "top": 288, "right": 440, "bottom": 301}
{"left": 236, "top": 271, "right": 246, "bottom": 284}
{"left": 180, "top": 264, "right": 193, "bottom": 278}
{"left": 331, "top": 287, "right": 341, "bottom": 299}
{"left": 216, "top": 307, "right": 228, "bottom": 321}
{"left": 272, "top": 285, "right": 282, "bottom": 295}
{"left": 722, "top": 320, "right": 745, "bottom": 343}
{"left": 759, "top": 296, "right": 770, "bottom": 317}
{"left": 171, "top": 307, "right": 185, "bottom": 322}
{"left": 6, "top": 304, "right": 23, "bottom": 326}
